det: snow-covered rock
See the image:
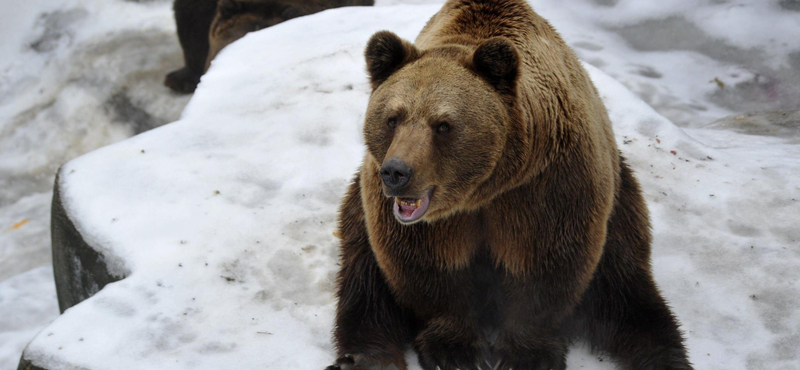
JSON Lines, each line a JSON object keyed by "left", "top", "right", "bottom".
{"left": 51, "top": 175, "right": 126, "bottom": 312}
{"left": 13, "top": 3, "right": 800, "bottom": 370}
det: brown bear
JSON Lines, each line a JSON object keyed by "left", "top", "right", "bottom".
{"left": 164, "top": 0, "right": 374, "bottom": 93}
{"left": 328, "top": 1, "right": 693, "bottom": 370}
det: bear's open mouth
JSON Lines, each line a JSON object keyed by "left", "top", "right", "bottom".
{"left": 393, "top": 187, "right": 433, "bottom": 224}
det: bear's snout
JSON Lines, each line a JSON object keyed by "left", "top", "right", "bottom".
{"left": 380, "top": 158, "right": 413, "bottom": 192}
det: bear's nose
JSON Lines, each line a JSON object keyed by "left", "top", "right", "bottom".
{"left": 380, "top": 158, "right": 413, "bottom": 191}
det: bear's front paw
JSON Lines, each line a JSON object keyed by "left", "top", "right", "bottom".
{"left": 494, "top": 348, "right": 567, "bottom": 370}
{"left": 325, "top": 354, "right": 402, "bottom": 370}
{"left": 415, "top": 332, "right": 488, "bottom": 370}
{"left": 164, "top": 67, "right": 201, "bottom": 94}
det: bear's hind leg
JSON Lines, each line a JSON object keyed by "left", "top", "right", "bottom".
{"left": 578, "top": 265, "right": 692, "bottom": 370}
{"left": 577, "top": 160, "right": 693, "bottom": 370}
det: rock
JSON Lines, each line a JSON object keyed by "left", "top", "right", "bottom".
{"left": 17, "top": 357, "right": 47, "bottom": 370}
{"left": 51, "top": 171, "right": 125, "bottom": 313}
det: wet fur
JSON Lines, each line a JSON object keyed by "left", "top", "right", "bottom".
{"left": 165, "top": 0, "right": 374, "bottom": 93}
{"left": 330, "top": 1, "right": 693, "bottom": 370}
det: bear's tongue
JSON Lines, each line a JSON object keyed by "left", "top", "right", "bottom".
{"left": 397, "top": 198, "right": 421, "bottom": 218}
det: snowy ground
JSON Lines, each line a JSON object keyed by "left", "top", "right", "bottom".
{"left": 0, "top": 1, "right": 798, "bottom": 369}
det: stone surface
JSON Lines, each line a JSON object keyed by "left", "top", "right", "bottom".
{"left": 51, "top": 171, "right": 125, "bottom": 313}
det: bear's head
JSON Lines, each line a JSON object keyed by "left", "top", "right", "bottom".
{"left": 363, "top": 31, "right": 527, "bottom": 225}
{"left": 206, "top": 0, "right": 307, "bottom": 71}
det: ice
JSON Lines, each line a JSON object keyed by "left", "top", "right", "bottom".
{"left": 1, "top": 0, "right": 799, "bottom": 369}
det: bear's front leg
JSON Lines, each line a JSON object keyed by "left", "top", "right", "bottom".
{"left": 491, "top": 330, "right": 568, "bottom": 370}
{"left": 328, "top": 178, "right": 413, "bottom": 370}
{"left": 414, "top": 316, "right": 490, "bottom": 370}
{"left": 490, "top": 278, "right": 577, "bottom": 370}
{"left": 329, "top": 245, "right": 413, "bottom": 370}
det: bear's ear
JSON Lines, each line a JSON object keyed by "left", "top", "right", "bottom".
{"left": 365, "top": 31, "right": 419, "bottom": 89}
{"left": 471, "top": 38, "right": 519, "bottom": 95}
{"left": 218, "top": 0, "right": 245, "bottom": 19}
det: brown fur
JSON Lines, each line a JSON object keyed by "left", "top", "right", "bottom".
{"left": 329, "top": 1, "right": 692, "bottom": 370}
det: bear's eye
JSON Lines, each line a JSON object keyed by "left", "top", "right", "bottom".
{"left": 387, "top": 117, "right": 398, "bottom": 129}
{"left": 436, "top": 122, "right": 450, "bottom": 133}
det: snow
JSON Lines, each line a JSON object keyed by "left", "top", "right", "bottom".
{"left": 529, "top": 0, "right": 800, "bottom": 127}
{"left": 0, "top": 267, "right": 59, "bottom": 370}
{"left": 0, "top": 0, "right": 798, "bottom": 370}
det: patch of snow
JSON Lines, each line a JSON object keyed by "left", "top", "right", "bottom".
{"left": 0, "top": 267, "right": 59, "bottom": 370}
{"left": 535, "top": 0, "right": 800, "bottom": 126}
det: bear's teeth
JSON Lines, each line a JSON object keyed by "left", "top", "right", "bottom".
{"left": 395, "top": 198, "right": 420, "bottom": 207}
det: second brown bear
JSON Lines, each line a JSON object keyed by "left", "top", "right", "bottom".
{"left": 165, "top": 0, "right": 374, "bottom": 93}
